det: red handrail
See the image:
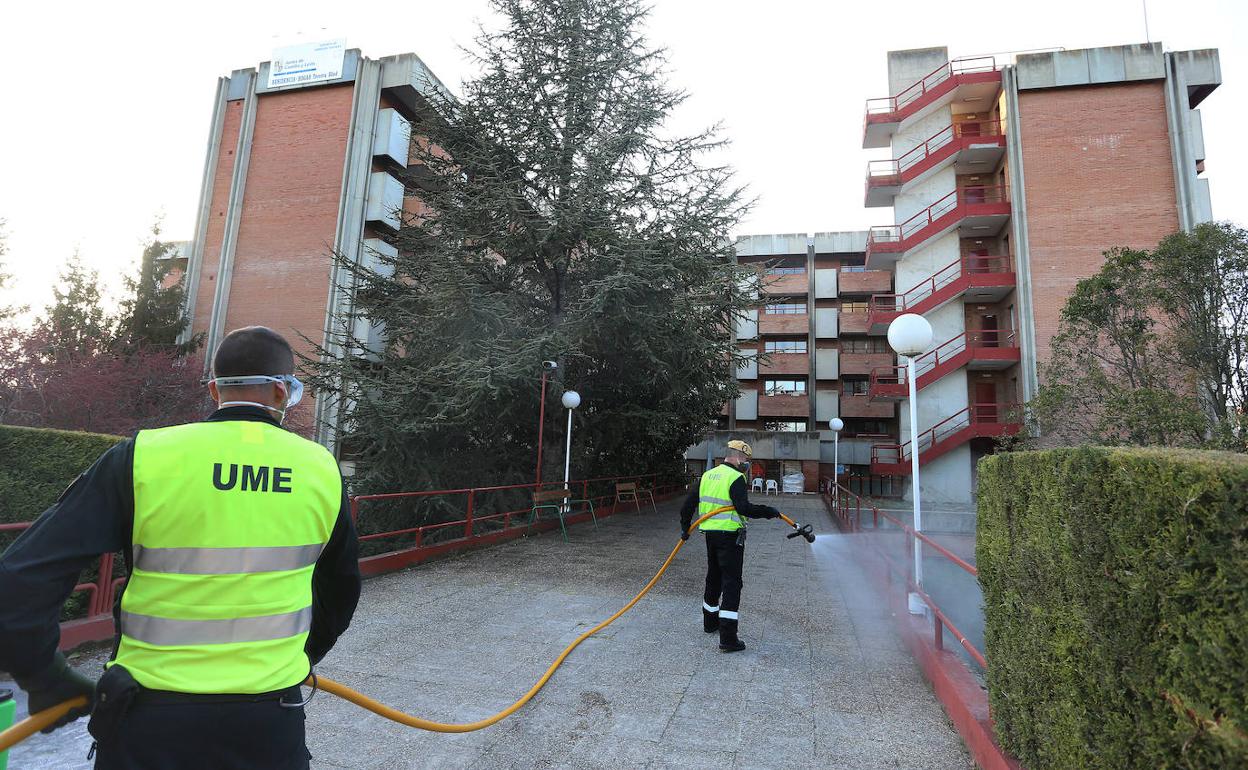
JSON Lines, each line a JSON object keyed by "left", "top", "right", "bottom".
{"left": 866, "top": 120, "right": 1006, "bottom": 182}
{"left": 868, "top": 255, "right": 1012, "bottom": 314}
{"left": 869, "top": 329, "right": 1018, "bottom": 391}
{"left": 827, "top": 483, "right": 987, "bottom": 667}
{"left": 870, "top": 402, "right": 1021, "bottom": 464}
{"left": 867, "top": 185, "right": 1009, "bottom": 250}
{"left": 14, "top": 472, "right": 687, "bottom": 651}
{"left": 865, "top": 57, "right": 998, "bottom": 117}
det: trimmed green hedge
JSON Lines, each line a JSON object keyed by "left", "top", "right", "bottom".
{"left": 1, "top": 424, "right": 124, "bottom": 526}
{"left": 977, "top": 447, "right": 1248, "bottom": 769}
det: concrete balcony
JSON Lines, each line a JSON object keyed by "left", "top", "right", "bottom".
{"left": 839, "top": 312, "right": 871, "bottom": 335}
{"left": 866, "top": 186, "right": 1011, "bottom": 267}
{"left": 840, "top": 352, "right": 894, "bottom": 377}
{"left": 837, "top": 270, "right": 892, "bottom": 295}
{"left": 863, "top": 57, "right": 1002, "bottom": 148}
{"left": 840, "top": 394, "right": 894, "bottom": 419}
{"left": 758, "top": 313, "right": 808, "bottom": 335}
{"left": 758, "top": 394, "right": 810, "bottom": 418}
{"left": 759, "top": 353, "right": 809, "bottom": 377}
{"left": 762, "top": 273, "right": 809, "bottom": 295}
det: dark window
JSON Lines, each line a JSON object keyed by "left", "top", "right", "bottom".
{"left": 762, "top": 420, "right": 808, "bottom": 432}
{"left": 764, "top": 340, "right": 808, "bottom": 353}
{"left": 841, "top": 379, "right": 870, "bottom": 395}
{"left": 841, "top": 339, "right": 889, "bottom": 354}
{"left": 765, "top": 302, "right": 807, "bottom": 315}
{"left": 766, "top": 267, "right": 806, "bottom": 276}
{"left": 763, "top": 379, "right": 807, "bottom": 395}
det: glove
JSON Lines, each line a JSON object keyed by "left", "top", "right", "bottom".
{"left": 16, "top": 651, "right": 96, "bottom": 733}
{"left": 764, "top": 506, "right": 781, "bottom": 519}
{"left": 680, "top": 529, "right": 691, "bottom": 541}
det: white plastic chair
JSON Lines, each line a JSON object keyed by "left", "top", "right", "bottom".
{"left": 751, "top": 477, "right": 764, "bottom": 493}
{"left": 765, "top": 479, "right": 779, "bottom": 496}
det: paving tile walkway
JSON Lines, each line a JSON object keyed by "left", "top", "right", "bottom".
{"left": 5, "top": 495, "right": 972, "bottom": 769}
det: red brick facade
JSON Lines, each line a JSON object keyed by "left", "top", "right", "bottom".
{"left": 1018, "top": 81, "right": 1180, "bottom": 364}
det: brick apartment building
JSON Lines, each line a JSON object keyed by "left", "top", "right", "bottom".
{"left": 689, "top": 42, "right": 1221, "bottom": 504}
{"left": 177, "top": 46, "right": 447, "bottom": 454}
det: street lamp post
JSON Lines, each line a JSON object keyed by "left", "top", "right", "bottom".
{"left": 535, "top": 361, "right": 558, "bottom": 487}
{"left": 561, "top": 390, "right": 581, "bottom": 512}
{"left": 828, "top": 417, "right": 844, "bottom": 507}
{"left": 887, "top": 313, "right": 933, "bottom": 616}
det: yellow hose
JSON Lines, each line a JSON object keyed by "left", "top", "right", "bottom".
{"left": 1, "top": 505, "right": 800, "bottom": 748}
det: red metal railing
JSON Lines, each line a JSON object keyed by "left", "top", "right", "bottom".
{"left": 868, "top": 255, "right": 1012, "bottom": 316}
{"left": 18, "top": 473, "right": 686, "bottom": 651}
{"left": 867, "top": 185, "right": 1009, "bottom": 251}
{"left": 869, "top": 330, "right": 1018, "bottom": 394}
{"left": 827, "top": 484, "right": 986, "bottom": 668}
{"left": 866, "top": 120, "right": 1006, "bottom": 187}
{"left": 870, "top": 402, "right": 1022, "bottom": 467}
{"left": 864, "top": 57, "right": 999, "bottom": 121}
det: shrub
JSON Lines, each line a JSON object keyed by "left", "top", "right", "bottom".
{"left": 977, "top": 447, "right": 1248, "bottom": 769}
{"left": 0, "top": 424, "right": 124, "bottom": 527}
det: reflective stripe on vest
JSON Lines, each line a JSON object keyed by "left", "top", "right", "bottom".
{"left": 697, "top": 464, "right": 746, "bottom": 531}
{"left": 133, "top": 543, "right": 325, "bottom": 575}
{"left": 115, "top": 420, "right": 342, "bottom": 695}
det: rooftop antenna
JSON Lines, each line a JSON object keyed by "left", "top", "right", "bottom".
{"left": 1143, "top": 0, "right": 1151, "bottom": 43}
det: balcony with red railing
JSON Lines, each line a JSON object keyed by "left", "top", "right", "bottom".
{"left": 865, "top": 120, "right": 1007, "bottom": 207}
{"left": 867, "top": 255, "right": 1015, "bottom": 333}
{"left": 863, "top": 57, "right": 1002, "bottom": 148}
{"left": 869, "top": 402, "right": 1022, "bottom": 474}
{"left": 865, "top": 185, "right": 1010, "bottom": 266}
{"left": 868, "top": 329, "right": 1019, "bottom": 401}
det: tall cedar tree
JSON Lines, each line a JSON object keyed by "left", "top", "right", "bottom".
{"left": 0, "top": 220, "right": 21, "bottom": 322}
{"left": 115, "top": 226, "right": 199, "bottom": 354}
{"left": 312, "top": 0, "right": 756, "bottom": 494}
{"left": 1029, "top": 222, "right": 1248, "bottom": 450}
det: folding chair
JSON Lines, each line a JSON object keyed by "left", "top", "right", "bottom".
{"left": 615, "top": 482, "right": 657, "bottom": 515}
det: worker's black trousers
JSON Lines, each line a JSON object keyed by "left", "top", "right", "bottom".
{"left": 703, "top": 529, "right": 745, "bottom": 620}
{"left": 92, "top": 696, "right": 310, "bottom": 770}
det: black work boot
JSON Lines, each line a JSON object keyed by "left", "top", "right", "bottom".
{"left": 718, "top": 618, "right": 746, "bottom": 652}
{"left": 702, "top": 608, "right": 720, "bottom": 634}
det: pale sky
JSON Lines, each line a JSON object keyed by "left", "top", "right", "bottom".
{"left": 1, "top": 0, "right": 1244, "bottom": 315}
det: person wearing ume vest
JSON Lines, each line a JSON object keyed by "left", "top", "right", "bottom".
{"left": 678, "top": 440, "right": 780, "bottom": 652}
{"left": 0, "top": 326, "right": 361, "bottom": 769}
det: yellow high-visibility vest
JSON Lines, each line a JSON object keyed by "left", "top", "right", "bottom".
{"left": 697, "top": 463, "right": 746, "bottom": 532}
{"left": 112, "top": 419, "right": 341, "bottom": 694}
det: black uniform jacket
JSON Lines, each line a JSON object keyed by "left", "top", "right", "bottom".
{"left": 679, "top": 463, "right": 778, "bottom": 533}
{"left": 0, "top": 406, "right": 362, "bottom": 683}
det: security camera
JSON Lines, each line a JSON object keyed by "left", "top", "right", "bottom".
{"left": 542, "top": 360, "right": 558, "bottom": 371}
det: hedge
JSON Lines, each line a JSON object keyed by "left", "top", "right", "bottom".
{"left": 0, "top": 424, "right": 125, "bottom": 527}
{"left": 977, "top": 447, "right": 1248, "bottom": 769}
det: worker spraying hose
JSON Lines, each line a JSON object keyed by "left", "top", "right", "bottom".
{"left": 2, "top": 508, "right": 818, "bottom": 752}
{"left": 677, "top": 439, "right": 807, "bottom": 652}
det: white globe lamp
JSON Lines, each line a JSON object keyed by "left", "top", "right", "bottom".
{"left": 561, "top": 391, "right": 581, "bottom": 509}
{"left": 887, "top": 313, "right": 933, "bottom": 616}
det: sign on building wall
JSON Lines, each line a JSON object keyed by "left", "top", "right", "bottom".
{"left": 268, "top": 39, "right": 347, "bottom": 89}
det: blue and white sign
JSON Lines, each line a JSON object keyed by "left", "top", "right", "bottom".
{"left": 268, "top": 39, "right": 347, "bottom": 89}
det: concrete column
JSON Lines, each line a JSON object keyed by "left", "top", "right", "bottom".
{"left": 180, "top": 78, "right": 230, "bottom": 352}
{"left": 1002, "top": 66, "right": 1040, "bottom": 402}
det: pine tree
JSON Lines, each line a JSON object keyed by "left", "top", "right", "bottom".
{"left": 313, "top": 0, "right": 756, "bottom": 494}
{"left": 41, "top": 253, "right": 111, "bottom": 361}
{"left": 115, "top": 224, "right": 198, "bottom": 354}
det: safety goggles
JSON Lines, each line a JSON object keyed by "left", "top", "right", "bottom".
{"left": 211, "top": 374, "right": 304, "bottom": 408}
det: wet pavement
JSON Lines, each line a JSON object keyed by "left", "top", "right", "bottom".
{"left": 6, "top": 495, "right": 972, "bottom": 769}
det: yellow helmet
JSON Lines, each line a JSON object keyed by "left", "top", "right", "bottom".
{"left": 726, "top": 439, "right": 753, "bottom": 458}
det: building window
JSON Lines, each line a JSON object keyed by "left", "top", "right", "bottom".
{"left": 765, "top": 302, "right": 807, "bottom": 315}
{"left": 841, "top": 338, "right": 890, "bottom": 353}
{"left": 841, "top": 301, "right": 869, "bottom": 313}
{"left": 762, "top": 420, "right": 808, "bottom": 432}
{"left": 764, "top": 340, "right": 808, "bottom": 354}
{"left": 763, "top": 379, "right": 807, "bottom": 396}
{"left": 841, "top": 379, "right": 869, "bottom": 395}
{"left": 839, "top": 265, "right": 867, "bottom": 273}
{"left": 842, "top": 418, "right": 890, "bottom": 435}
{"left": 766, "top": 266, "right": 806, "bottom": 276}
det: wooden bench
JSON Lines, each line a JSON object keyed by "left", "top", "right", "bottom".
{"left": 615, "top": 482, "right": 656, "bottom": 515}
{"left": 528, "top": 488, "right": 596, "bottom": 542}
